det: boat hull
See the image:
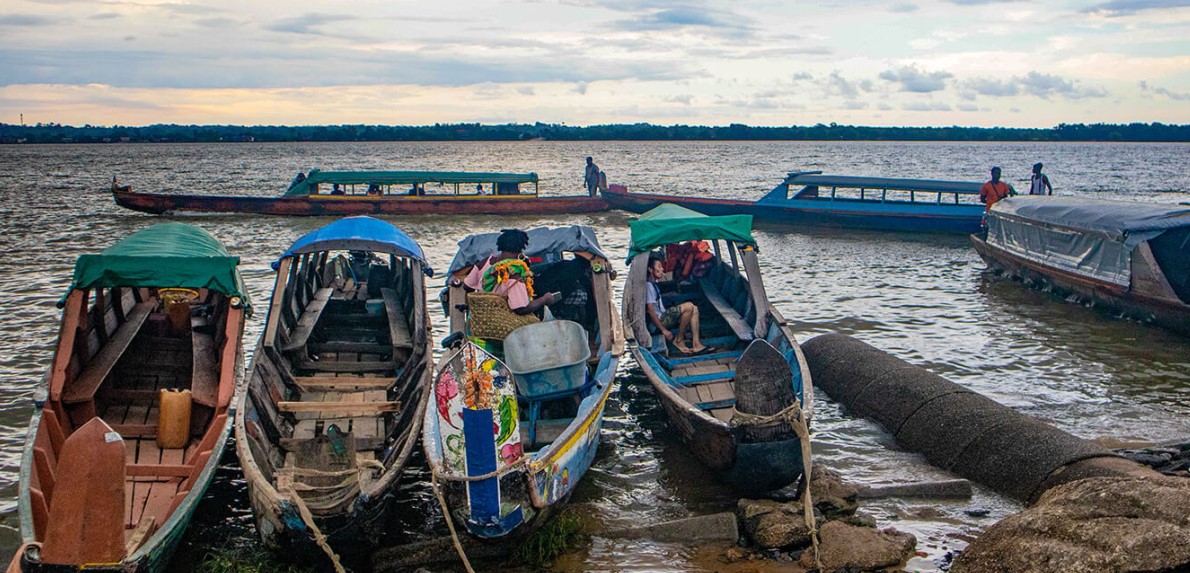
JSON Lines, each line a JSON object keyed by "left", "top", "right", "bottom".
{"left": 602, "top": 187, "right": 982, "bottom": 234}
{"left": 114, "top": 189, "right": 609, "bottom": 216}
{"left": 972, "top": 234, "right": 1190, "bottom": 335}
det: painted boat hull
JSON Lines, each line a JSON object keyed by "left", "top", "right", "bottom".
{"left": 113, "top": 188, "right": 609, "bottom": 216}
{"left": 602, "top": 187, "right": 983, "bottom": 234}
{"left": 972, "top": 234, "right": 1190, "bottom": 335}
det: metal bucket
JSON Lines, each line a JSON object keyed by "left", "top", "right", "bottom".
{"left": 503, "top": 320, "right": 591, "bottom": 398}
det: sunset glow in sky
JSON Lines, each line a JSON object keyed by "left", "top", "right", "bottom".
{"left": 1, "top": 0, "right": 1188, "bottom": 127}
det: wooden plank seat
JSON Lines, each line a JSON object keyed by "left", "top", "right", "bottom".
{"left": 293, "top": 375, "right": 393, "bottom": 392}
{"left": 190, "top": 331, "right": 218, "bottom": 408}
{"left": 697, "top": 278, "right": 754, "bottom": 342}
{"left": 380, "top": 288, "right": 413, "bottom": 350}
{"left": 281, "top": 287, "right": 334, "bottom": 352}
{"left": 296, "top": 359, "right": 396, "bottom": 373}
{"left": 518, "top": 418, "right": 571, "bottom": 448}
{"left": 283, "top": 417, "right": 387, "bottom": 451}
{"left": 277, "top": 389, "right": 401, "bottom": 420}
{"left": 63, "top": 302, "right": 154, "bottom": 404}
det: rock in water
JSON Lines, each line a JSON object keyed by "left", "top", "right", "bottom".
{"left": 953, "top": 476, "right": 1190, "bottom": 573}
{"left": 732, "top": 339, "right": 797, "bottom": 443}
{"left": 800, "top": 521, "right": 916, "bottom": 571}
{"left": 737, "top": 499, "right": 817, "bottom": 550}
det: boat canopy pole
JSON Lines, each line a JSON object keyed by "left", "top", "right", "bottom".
{"left": 740, "top": 248, "right": 771, "bottom": 340}
{"left": 727, "top": 241, "right": 740, "bottom": 273}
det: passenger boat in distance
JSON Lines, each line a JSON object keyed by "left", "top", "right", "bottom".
{"left": 113, "top": 169, "right": 609, "bottom": 216}
{"left": 972, "top": 196, "right": 1190, "bottom": 335}
{"left": 9, "top": 223, "right": 250, "bottom": 573}
{"left": 621, "top": 204, "right": 813, "bottom": 495}
{"left": 602, "top": 170, "right": 986, "bottom": 234}
{"left": 423, "top": 226, "right": 622, "bottom": 546}
{"left": 234, "top": 217, "right": 432, "bottom": 564}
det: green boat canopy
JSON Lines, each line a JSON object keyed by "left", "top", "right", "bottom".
{"left": 62, "top": 222, "right": 252, "bottom": 314}
{"left": 627, "top": 203, "right": 756, "bottom": 260}
{"left": 283, "top": 169, "right": 539, "bottom": 196}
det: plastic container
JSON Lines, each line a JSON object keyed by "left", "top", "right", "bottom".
{"left": 157, "top": 389, "right": 192, "bottom": 448}
{"left": 503, "top": 320, "right": 591, "bottom": 398}
{"left": 365, "top": 299, "right": 385, "bottom": 317}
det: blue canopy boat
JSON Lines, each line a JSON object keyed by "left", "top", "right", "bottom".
{"left": 972, "top": 196, "right": 1190, "bottom": 334}
{"left": 621, "top": 204, "right": 813, "bottom": 494}
{"left": 234, "top": 216, "right": 433, "bottom": 566}
{"left": 423, "top": 226, "right": 623, "bottom": 548}
{"left": 602, "top": 170, "right": 986, "bottom": 234}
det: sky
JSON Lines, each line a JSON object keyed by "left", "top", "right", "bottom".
{"left": 0, "top": 0, "right": 1188, "bottom": 127}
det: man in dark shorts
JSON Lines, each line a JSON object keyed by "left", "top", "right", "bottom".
{"left": 645, "top": 257, "right": 707, "bottom": 354}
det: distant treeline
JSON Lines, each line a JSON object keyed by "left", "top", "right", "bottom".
{"left": 2, "top": 121, "right": 1188, "bottom": 144}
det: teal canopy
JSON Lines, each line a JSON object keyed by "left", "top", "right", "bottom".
{"left": 284, "top": 169, "right": 539, "bottom": 196}
{"left": 627, "top": 203, "right": 756, "bottom": 259}
{"left": 63, "top": 222, "right": 252, "bottom": 314}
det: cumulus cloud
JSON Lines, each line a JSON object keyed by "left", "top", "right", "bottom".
{"left": 265, "top": 13, "right": 357, "bottom": 35}
{"left": 961, "top": 72, "right": 1107, "bottom": 100}
{"left": 1139, "top": 80, "right": 1190, "bottom": 100}
{"left": 1083, "top": 0, "right": 1190, "bottom": 17}
{"left": 573, "top": 81, "right": 589, "bottom": 94}
{"left": 879, "top": 65, "right": 952, "bottom": 93}
{"left": 612, "top": 5, "right": 755, "bottom": 36}
{"left": 516, "top": 86, "right": 535, "bottom": 96}
{"left": 665, "top": 94, "right": 693, "bottom": 104}
{"left": 888, "top": 3, "right": 919, "bottom": 12}
{"left": 903, "top": 101, "right": 952, "bottom": 111}
{"left": 0, "top": 14, "right": 59, "bottom": 26}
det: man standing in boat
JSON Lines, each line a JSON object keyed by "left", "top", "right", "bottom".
{"left": 584, "top": 156, "right": 601, "bottom": 197}
{"left": 980, "top": 167, "right": 1013, "bottom": 211}
{"left": 1029, "top": 163, "right": 1053, "bottom": 195}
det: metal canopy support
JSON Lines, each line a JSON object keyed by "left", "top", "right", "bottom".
{"left": 740, "top": 248, "right": 771, "bottom": 340}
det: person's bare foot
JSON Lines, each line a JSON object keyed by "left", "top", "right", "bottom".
{"left": 689, "top": 343, "right": 707, "bottom": 353}
{"left": 673, "top": 343, "right": 693, "bottom": 354}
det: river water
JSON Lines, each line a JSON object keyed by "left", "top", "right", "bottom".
{"left": 1, "top": 141, "right": 1188, "bottom": 571}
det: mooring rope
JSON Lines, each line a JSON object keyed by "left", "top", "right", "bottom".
{"left": 733, "top": 401, "right": 823, "bottom": 571}
{"left": 429, "top": 456, "right": 531, "bottom": 573}
{"left": 279, "top": 484, "right": 347, "bottom": 573}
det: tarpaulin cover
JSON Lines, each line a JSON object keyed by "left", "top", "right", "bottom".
{"left": 284, "top": 169, "right": 538, "bottom": 196}
{"left": 447, "top": 225, "right": 607, "bottom": 275}
{"left": 987, "top": 196, "right": 1190, "bottom": 288}
{"left": 628, "top": 203, "right": 755, "bottom": 259}
{"left": 64, "top": 222, "right": 252, "bottom": 313}
{"left": 275, "top": 216, "right": 430, "bottom": 274}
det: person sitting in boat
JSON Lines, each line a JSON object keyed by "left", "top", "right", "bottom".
{"left": 464, "top": 229, "right": 558, "bottom": 315}
{"left": 647, "top": 256, "right": 707, "bottom": 354}
{"left": 330, "top": 183, "right": 345, "bottom": 195}
{"left": 476, "top": 183, "right": 485, "bottom": 195}
{"left": 367, "top": 183, "right": 382, "bottom": 196}
{"left": 666, "top": 240, "right": 714, "bottom": 283}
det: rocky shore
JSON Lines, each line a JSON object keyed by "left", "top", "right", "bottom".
{"left": 1115, "top": 442, "right": 1190, "bottom": 477}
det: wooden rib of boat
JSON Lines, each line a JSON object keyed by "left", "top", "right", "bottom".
{"left": 602, "top": 170, "right": 986, "bottom": 234}
{"left": 8, "top": 223, "right": 249, "bottom": 573}
{"left": 112, "top": 169, "right": 609, "bottom": 216}
{"left": 972, "top": 196, "right": 1190, "bottom": 335}
{"left": 423, "top": 226, "right": 623, "bottom": 542}
{"left": 234, "top": 216, "right": 432, "bottom": 562}
{"left": 621, "top": 204, "right": 813, "bottom": 495}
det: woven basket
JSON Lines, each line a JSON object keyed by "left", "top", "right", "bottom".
{"left": 466, "top": 292, "right": 539, "bottom": 340}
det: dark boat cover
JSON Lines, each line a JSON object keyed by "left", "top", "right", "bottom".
{"left": 275, "top": 216, "right": 430, "bottom": 274}
{"left": 987, "top": 196, "right": 1190, "bottom": 287}
{"left": 447, "top": 225, "right": 607, "bottom": 274}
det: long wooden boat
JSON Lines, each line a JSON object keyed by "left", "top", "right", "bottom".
{"left": 972, "top": 196, "right": 1190, "bottom": 335}
{"left": 113, "top": 169, "right": 609, "bottom": 216}
{"left": 602, "top": 170, "right": 986, "bottom": 234}
{"left": 621, "top": 204, "right": 813, "bottom": 495}
{"left": 423, "top": 226, "right": 623, "bottom": 543}
{"left": 234, "top": 216, "right": 432, "bottom": 563}
{"left": 8, "top": 223, "right": 250, "bottom": 573}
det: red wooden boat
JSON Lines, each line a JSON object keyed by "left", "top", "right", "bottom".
{"left": 112, "top": 169, "right": 609, "bottom": 216}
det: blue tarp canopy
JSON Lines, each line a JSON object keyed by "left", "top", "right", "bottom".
{"left": 275, "top": 216, "right": 430, "bottom": 274}
{"left": 988, "top": 196, "right": 1190, "bottom": 288}
{"left": 447, "top": 226, "right": 608, "bottom": 275}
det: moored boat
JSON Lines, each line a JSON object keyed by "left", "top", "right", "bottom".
{"left": 602, "top": 170, "right": 986, "bottom": 234}
{"left": 621, "top": 204, "right": 813, "bottom": 495}
{"left": 423, "top": 226, "right": 623, "bottom": 548}
{"left": 233, "top": 217, "right": 432, "bottom": 565}
{"left": 971, "top": 196, "right": 1190, "bottom": 334}
{"left": 9, "top": 223, "right": 250, "bottom": 573}
{"left": 113, "top": 169, "right": 609, "bottom": 216}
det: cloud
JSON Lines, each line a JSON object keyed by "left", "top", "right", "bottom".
{"left": 946, "top": 0, "right": 1018, "bottom": 4}
{"left": 1083, "top": 0, "right": 1190, "bottom": 17}
{"left": 888, "top": 3, "right": 918, "bottom": 12}
{"left": 827, "top": 71, "right": 859, "bottom": 98}
{"left": 665, "top": 94, "right": 693, "bottom": 104}
{"left": 1139, "top": 80, "right": 1190, "bottom": 100}
{"left": 965, "top": 77, "right": 1018, "bottom": 97}
{"left": 0, "top": 14, "right": 58, "bottom": 26}
{"left": 612, "top": 5, "right": 755, "bottom": 36}
{"left": 89, "top": 13, "right": 120, "bottom": 20}
{"left": 879, "top": 65, "right": 952, "bottom": 93}
{"left": 791, "top": 72, "right": 813, "bottom": 81}
{"left": 957, "top": 103, "right": 979, "bottom": 111}
{"left": 516, "top": 86, "right": 535, "bottom": 96}
{"left": 264, "top": 13, "right": 357, "bottom": 35}
{"left": 573, "top": 81, "right": 589, "bottom": 94}
{"left": 960, "top": 72, "right": 1107, "bottom": 100}
{"left": 902, "top": 101, "right": 952, "bottom": 111}
{"left": 194, "top": 17, "right": 239, "bottom": 29}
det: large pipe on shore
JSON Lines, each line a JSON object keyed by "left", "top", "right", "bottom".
{"left": 802, "top": 333, "right": 1155, "bottom": 503}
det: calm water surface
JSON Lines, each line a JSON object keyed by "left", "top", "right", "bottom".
{"left": 1, "top": 141, "right": 1188, "bottom": 571}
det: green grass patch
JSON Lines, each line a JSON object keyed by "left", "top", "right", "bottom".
{"left": 198, "top": 546, "right": 312, "bottom": 573}
{"left": 510, "top": 513, "right": 587, "bottom": 566}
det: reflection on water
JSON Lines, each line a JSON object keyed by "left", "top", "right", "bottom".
{"left": 0, "top": 141, "right": 1188, "bottom": 571}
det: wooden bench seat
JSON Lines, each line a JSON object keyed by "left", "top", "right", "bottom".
{"left": 281, "top": 287, "right": 334, "bottom": 353}
{"left": 190, "top": 331, "right": 218, "bottom": 408}
{"left": 277, "top": 389, "right": 401, "bottom": 420}
{"left": 283, "top": 417, "right": 387, "bottom": 451}
{"left": 698, "top": 279, "right": 754, "bottom": 342}
{"left": 380, "top": 288, "right": 413, "bottom": 350}
{"left": 63, "top": 302, "right": 154, "bottom": 404}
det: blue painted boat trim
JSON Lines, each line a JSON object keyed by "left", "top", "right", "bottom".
{"left": 674, "top": 370, "right": 736, "bottom": 385}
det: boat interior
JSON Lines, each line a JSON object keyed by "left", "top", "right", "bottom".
{"left": 240, "top": 249, "right": 427, "bottom": 516}
{"left": 31, "top": 286, "right": 239, "bottom": 562}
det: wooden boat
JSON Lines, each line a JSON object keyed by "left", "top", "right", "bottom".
{"left": 112, "top": 169, "right": 609, "bottom": 216}
{"left": 8, "top": 223, "right": 249, "bottom": 573}
{"left": 423, "top": 226, "right": 623, "bottom": 543}
{"left": 621, "top": 204, "right": 813, "bottom": 495}
{"left": 602, "top": 170, "right": 986, "bottom": 234}
{"left": 972, "top": 196, "right": 1190, "bottom": 335}
{"left": 234, "top": 216, "right": 432, "bottom": 563}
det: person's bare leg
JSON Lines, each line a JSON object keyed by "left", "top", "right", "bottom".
{"left": 674, "top": 305, "right": 694, "bottom": 353}
{"left": 688, "top": 305, "right": 705, "bottom": 352}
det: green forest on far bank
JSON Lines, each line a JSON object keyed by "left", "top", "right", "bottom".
{"left": 2, "top": 122, "right": 1187, "bottom": 144}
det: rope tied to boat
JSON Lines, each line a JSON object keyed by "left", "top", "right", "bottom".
{"left": 273, "top": 459, "right": 386, "bottom": 572}
{"left": 429, "top": 456, "right": 531, "bottom": 573}
{"left": 732, "top": 401, "right": 823, "bottom": 571}
{"left": 278, "top": 483, "right": 347, "bottom": 573}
